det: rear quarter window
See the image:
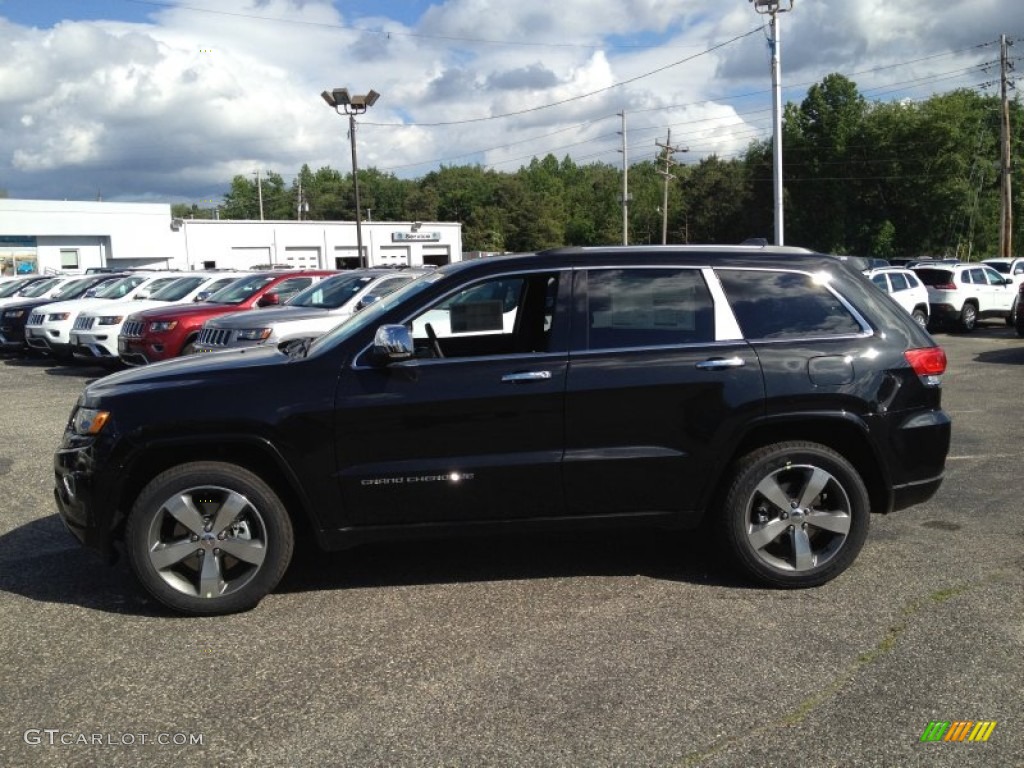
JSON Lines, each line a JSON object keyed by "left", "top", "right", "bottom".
{"left": 717, "top": 269, "right": 862, "bottom": 340}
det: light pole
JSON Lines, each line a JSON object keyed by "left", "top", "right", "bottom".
{"left": 750, "top": 0, "right": 793, "bottom": 246}
{"left": 321, "top": 87, "right": 380, "bottom": 268}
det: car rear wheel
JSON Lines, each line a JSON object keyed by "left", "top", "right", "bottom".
{"left": 126, "top": 462, "right": 294, "bottom": 615}
{"left": 958, "top": 302, "right": 978, "bottom": 332}
{"left": 911, "top": 308, "right": 928, "bottom": 329}
{"left": 1006, "top": 297, "right": 1018, "bottom": 327}
{"left": 719, "top": 441, "right": 870, "bottom": 588}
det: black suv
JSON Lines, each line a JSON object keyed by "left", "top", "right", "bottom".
{"left": 54, "top": 246, "right": 951, "bottom": 615}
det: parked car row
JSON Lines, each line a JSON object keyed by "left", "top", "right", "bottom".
{"left": 1, "top": 267, "right": 434, "bottom": 367}
{"left": 861, "top": 259, "right": 1020, "bottom": 333}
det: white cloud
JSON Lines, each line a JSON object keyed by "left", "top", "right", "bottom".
{"left": 0, "top": 0, "right": 1018, "bottom": 202}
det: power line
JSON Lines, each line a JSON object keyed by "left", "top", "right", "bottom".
{"left": 362, "top": 26, "right": 765, "bottom": 127}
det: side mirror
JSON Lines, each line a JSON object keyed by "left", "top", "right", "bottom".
{"left": 372, "top": 324, "right": 414, "bottom": 363}
{"left": 194, "top": 291, "right": 211, "bottom": 302}
{"left": 257, "top": 292, "right": 280, "bottom": 307}
{"left": 356, "top": 294, "right": 381, "bottom": 312}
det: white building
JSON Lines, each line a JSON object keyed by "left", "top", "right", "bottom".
{"left": 0, "top": 199, "right": 462, "bottom": 275}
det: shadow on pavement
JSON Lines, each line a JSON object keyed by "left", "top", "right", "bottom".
{"left": 0, "top": 515, "right": 745, "bottom": 617}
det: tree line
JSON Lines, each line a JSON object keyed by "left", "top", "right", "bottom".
{"left": 173, "top": 75, "right": 1022, "bottom": 259}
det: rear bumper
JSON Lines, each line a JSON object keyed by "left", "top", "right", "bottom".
{"left": 885, "top": 408, "right": 951, "bottom": 512}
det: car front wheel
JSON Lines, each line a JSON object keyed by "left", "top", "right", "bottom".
{"left": 958, "top": 302, "right": 978, "bottom": 332}
{"left": 719, "top": 441, "right": 870, "bottom": 588}
{"left": 126, "top": 462, "right": 294, "bottom": 615}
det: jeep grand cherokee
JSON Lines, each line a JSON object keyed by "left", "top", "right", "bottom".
{"left": 54, "top": 246, "right": 951, "bottom": 615}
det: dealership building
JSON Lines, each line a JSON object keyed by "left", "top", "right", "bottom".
{"left": 0, "top": 199, "right": 463, "bottom": 275}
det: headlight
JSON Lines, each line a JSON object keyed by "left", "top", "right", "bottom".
{"left": 47, "top": 312, "right": 70, "bottom": 321}
{"left": 236, "top": 328, "right": 272, "bottom": 341}
{"left": 149, "top": 321, "right": 177, "bottom": 333}
{"left": 71, "top": 407, "right": 110, "bottom": 436}
{"left": 97, "top": 315, "right": 123, "bottom": 325}
{"left": 2, "top": 309, "right": 24, "bottom": 318}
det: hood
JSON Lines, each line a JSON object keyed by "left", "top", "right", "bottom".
{"left": 24, "top": 297, "right": 113, "bottom": 314}
{"left": 206, "top": 305, "right": 332, "bottom": 329}
{"left": 84, "top": 344, "right": 286, "bottom": 399}
{"left": 127, "top": 301, "right": 251, "bottom": 322}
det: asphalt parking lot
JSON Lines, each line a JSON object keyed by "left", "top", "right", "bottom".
{"left": 1, "top": 325, "right": 1021, "bottom": 768}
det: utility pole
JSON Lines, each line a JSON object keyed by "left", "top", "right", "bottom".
{"left": 656, "top": 129, "right": 688, "bottom": 244}
{"left": 999, "top": 34, "right": 1014, "bottom": 259}
{"left": 750, "top": 0, "right": 793, "bottom": 246}
{"left": 618, "top": 111, "right": 630, "bottom": 245}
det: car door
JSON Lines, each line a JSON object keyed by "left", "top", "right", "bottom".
{"left": 562, "top": 266, "right": 765, "bottom": 518}
{"left": 981, "top": 266, "right": 1015, "bottom": 313}
{"left": 333, "top": 269, "right": 570, "bottom": 525}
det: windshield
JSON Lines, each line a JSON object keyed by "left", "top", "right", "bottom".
{"left": 205, "top": 274, "right": 276, "bottom": 304}
{"left": 290, "top": 274, "right": 374, "bottom": 309}
{"left": 0, "top": 278, "right": 36, "bottom": 298}
{"left": 311, "top": 271, "right": 445, "bottom": 353}
{"left": 149, "top": 275, "right": 208, "bottom": 301}
{"left": 19, "top": 277, "right": 62, "bottom": 297}
{"left": 50, "top": 277, "right": 96, "bottom": 300}
{"left": 199, "top": 276, "right": 242, "bottom": 296}
{"left": 986, "top": 262, "right": 1009, "bottom": 275}
{"left": 94, "top": 275, "right": 148, "bottom": 299}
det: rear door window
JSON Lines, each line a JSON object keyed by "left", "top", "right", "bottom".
{"left": 582, "top": 268, "right": 714, "bottom": 349}
{"left": 889, "top": 272, "right": 910, "bottom": 292}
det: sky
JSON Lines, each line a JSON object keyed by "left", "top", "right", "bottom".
{"left": 0, "top": 0, "right": 1021, "bottom": 206}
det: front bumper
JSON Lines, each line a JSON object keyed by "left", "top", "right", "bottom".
{"left": 118, "top": 336, "right": 172, "bottom": 365}
{"left": 70, "top": 330, "right": 118, "bottom": 359}
{"left": 0, "top": 325, "right": 27, "bottom": 351}
{"left": 25, "top": 326, "right": 73, "bottom": 358}
{"left": 53, "top": 441, "right": 120, "bottom": 562}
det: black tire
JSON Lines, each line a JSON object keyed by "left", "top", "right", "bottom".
{"left": 126, "top": 462, "right": 294, "bottom": 615}
{"left": 958, "top": 302, "right": 977, "bottom": 332}
{"left": 718, "top": 441, "right": 870, "bottom": 588}
{"left": 911, "top": 308, "right": 928, "bottom": 329}
{"left": 1006, "top": 297, "right": 1018, "bottom": 327}
{"left": 180, "top": 340, "right": 197, "bottom": 356}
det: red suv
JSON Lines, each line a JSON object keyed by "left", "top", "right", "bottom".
{"left": 118, "top": 270, "right": 335, "bottom": 365}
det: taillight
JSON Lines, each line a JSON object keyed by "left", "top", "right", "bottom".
{"left": 934, "top": 282, "right": 956, "bottom": 290}
{"left": 905, "top": 346, "right": 946, "bottom": 386}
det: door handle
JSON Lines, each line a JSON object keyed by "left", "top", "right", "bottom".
{"left": 502, "top": 371, "right": 552, "bottom": 382}
{"left": 695, "top": 356, "right": 746, "bottom": 370}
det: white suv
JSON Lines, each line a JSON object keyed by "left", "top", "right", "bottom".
{"left": 982, "top": 258, "right": 1024, "bottom": 325}
{"left": 864, "top": 267, "right": 930, "bottom": 328}
{"left": 192, "top": 269, "right": 425, "bottom": 353}
{"left": 25, "top": 273, "right": 186, "bottom": 361}
{"left": 912, "top": 262, "right": 1017, "bottom": 332}
{"left": 69, "top": 272, "right": 246, "bottom": 363}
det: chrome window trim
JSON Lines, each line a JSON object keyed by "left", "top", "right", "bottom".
{"left": 713, "top": 265, "right": 874, "bottom": 342}
{"left": 351, "top": 261, "right": 875, "bottom": 370}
